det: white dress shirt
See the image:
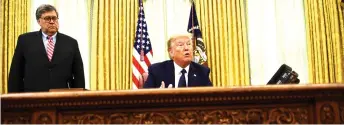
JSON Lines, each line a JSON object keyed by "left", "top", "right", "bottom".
{"left": 174, "top": 62, "right": 190, "bottom": 88}
{"left": 42, "top": 32, "right": 57, "bottom": 51}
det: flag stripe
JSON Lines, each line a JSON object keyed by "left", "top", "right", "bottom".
{"left": 146, "top": 51, "right": 153, "bottom": 64}
{"left": 132, "top": 73, "right": 140, "bottom": 89}
{"left": 132, "top": 64, "right": 141, "bottom": 78}
{"left": 144, "top": 52, "right": 151, "bottom": 67}
{"left": 133, "top": 50, "right": 149, "bottom": 71}
{"left": 132, "top": 56, "right": 146, "bottom": 75}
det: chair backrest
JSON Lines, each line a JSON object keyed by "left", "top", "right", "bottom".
{"left": 138, "top": 72, "right": 149, "bottom": 89}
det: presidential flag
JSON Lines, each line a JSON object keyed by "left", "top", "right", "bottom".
{"left": 187, "top": 2, "right": 208, "bottom": 65}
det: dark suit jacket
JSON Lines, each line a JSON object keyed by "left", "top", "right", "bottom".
{"left": 8, "top": 30, "right": 85, "bottom": 93}
{"left": 143, "top": 60, "right": 212, "bottom": 88}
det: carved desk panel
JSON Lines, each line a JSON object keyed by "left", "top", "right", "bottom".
{"left": 2, "top": 84, "right": 344, "bottom": 124}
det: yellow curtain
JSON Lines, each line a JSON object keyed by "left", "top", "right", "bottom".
{"left": 304, "top": 0, "right": 344, "bottom": 84}
{"left": 195, "top": 0, "right": 250, "bottom": 87}
{"left": 0, "top": 0, "right": 31, "bottom": 94}
{"left": 90, "top": 0, "right": 137, "bottom": 90}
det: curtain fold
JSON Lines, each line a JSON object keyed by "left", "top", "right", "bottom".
{"left": 90, "top": 0, "right": 137, "bottom": 90}
{"left": 304, "top": 0, "right": 344, "bottom": 84}
{"left": 0, "top": 0, "right": 31, "bottom": 94}
{"left": 195, "top": 0, "right": 250, "bottom": 87}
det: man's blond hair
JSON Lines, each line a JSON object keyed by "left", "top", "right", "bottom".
{"left": 167, "top": 33, "right": 193, "bottom": 50}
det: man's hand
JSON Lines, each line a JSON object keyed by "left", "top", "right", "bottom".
{"left": 160, "top": 81, "right": 165, "bottom": 88}
{"left": 167, "top": 84, "right": 173, "bottom": 88}
{"left": 160, "top": 81, "right": 173, "bottom": 89}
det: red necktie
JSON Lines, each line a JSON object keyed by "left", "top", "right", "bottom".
{"left": 47, "top": 36, "right": 54, "bottom": 62}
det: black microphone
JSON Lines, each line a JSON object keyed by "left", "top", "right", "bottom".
{"left": 267, "top": 64, "right": 300, "bottom": 84}
{"left": 67, "top": 77, "right": 74, "bottom": 89}
{"left": 67, "top": 81, "right": 71, "bottom": 89}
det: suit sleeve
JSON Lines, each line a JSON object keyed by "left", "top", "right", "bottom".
{"left": 8, "top": 35, "right": 25, "bottom": 93}
{"left": 206, "top": 68, "right": 213, "bottom": 86}
{"left": 72, "top": 41, "right": 85, "bottom": 88}
{"left": 143, "top": 66, "right": 156, "bottom": 88}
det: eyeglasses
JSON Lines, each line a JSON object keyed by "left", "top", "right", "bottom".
{"left": 41, "top": 16, "right": 58, "bottom": 22}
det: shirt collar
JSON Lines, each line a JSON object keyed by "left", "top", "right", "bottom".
{"left": 42, "top": 31, "right": 57, "bottom": 40}
{"left": 173, "top": 61, "right": 190, "bottom": 75}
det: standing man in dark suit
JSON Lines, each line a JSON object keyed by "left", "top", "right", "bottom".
{"left": 143, "top": 34, "right": 212, "bottom": 88}
{"left": 8, "top": 4, "right": 85, "bottom": 93}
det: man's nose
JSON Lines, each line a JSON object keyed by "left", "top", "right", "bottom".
{"left": 184, "top": 46, "right": 189, "bottom": 51}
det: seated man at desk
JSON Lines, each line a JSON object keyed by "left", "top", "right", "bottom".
{"left": 143, "top": 34, "right": 212, "bottom": 88}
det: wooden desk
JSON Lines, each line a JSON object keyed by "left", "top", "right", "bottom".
{"left": 1, "top": 84, "right": 344, "bottom": 124}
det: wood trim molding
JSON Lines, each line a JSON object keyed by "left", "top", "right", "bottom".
{"left": 2, "top": 84, "right": 344, "bottom": 109}
{"left": 2, "top": 84, "right": 344, "bottom": 124}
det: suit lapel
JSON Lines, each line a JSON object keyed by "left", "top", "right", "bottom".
{"left": 165, "top": 60, "right": 175, "bottom": 88}
{"left": 188, "top": 63, "right": 197, "bottom": 87}
{"left": 51, "top": 33, "right": 62, "bottom": 64}
{"left": 36, "top": 31, "right": 51, "bottom": 63}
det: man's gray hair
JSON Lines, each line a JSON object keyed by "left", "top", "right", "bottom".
{"left": 35, "top": 4, "right": 58, "bottom": 20}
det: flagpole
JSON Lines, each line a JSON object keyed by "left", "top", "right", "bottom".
{"left": 191, "top": 1, "right": 196, "bottom": 52}
{"left": 139, "top": 0, "right": 144, "bottom": 61}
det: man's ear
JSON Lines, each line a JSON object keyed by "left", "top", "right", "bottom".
{"left": 168, "top": 48, "right": 173, "bottom": 58}
{"left": 37, "top": 20, "right": 41, "bottom": 25}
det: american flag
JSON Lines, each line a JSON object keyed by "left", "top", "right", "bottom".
{"left": 132, "top": 0, "right": 153, "bottom": 89}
